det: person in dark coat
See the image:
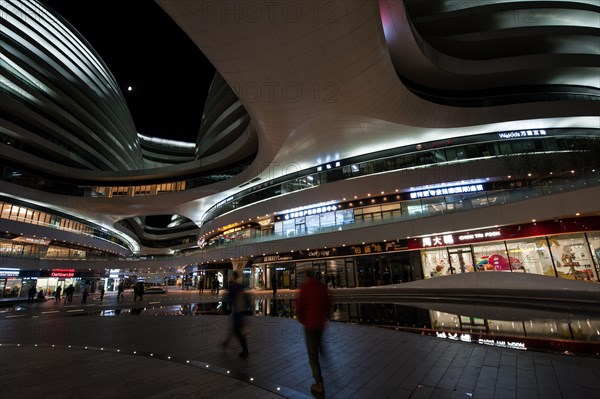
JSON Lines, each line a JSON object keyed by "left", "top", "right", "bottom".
{"left": 271, "top": 270, "right": 277, "bottom": 297}
{"left": 28, "top": 286, "right": 36, "bottom": 303}
{"left": 296, "top": 269, "right": 332, "bottom": 395}
{"left": 65, "top": 284, "right": 75, "bottom": 303}
{"left": 99, "top": 287, "right": 105, "bottom": 301}
{"left": 137, "top": 284, "right": 144, "bottom": 301}
{"left": 81, "top": 288, "right": 89, "bottom": 303}
{"left": 221, "top": 271, "right": 250, "bottom": 357}
{"left": 55, "top": 286, "right": 62, "bottom": 302}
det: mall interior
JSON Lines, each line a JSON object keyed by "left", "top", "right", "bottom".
{"left": 0, "top": 1, "right": 599, "bottom": 398}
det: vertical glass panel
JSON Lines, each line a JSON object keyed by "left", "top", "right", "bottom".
{"left": 586, "top": 232, "right": 600, "bottom": 280}
{"left": 505, "top": 238, "right": 555, "bottom": 276}
{"left": 548, "top": 233, "right": 597, "bottom": 282}
{"left": 421, "top": 248, "right": 450, "bottom": 278}
{"left": 472, "top": 242, "right": 510, "bottom": 272}
{"left": 448, "top": 246, "right": 474, "bottom": 274}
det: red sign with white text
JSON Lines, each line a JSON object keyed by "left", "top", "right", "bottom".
{"left": 50, "top": 268, "right": 75, "bottom": 278}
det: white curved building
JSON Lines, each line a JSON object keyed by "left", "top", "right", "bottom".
{"left": 0, "top": 0, "right": 598, "bottom": 296}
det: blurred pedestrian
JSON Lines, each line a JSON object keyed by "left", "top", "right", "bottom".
{"left": 221, "top": 270, "right": 250, "bottom": 358}
{"left": 296, "top": 269, "right": 332, "bottom": 395}
{"left": 117, "top": 282, "right": 124, "bottom": 301}
{"left": 65, "top": 284, "right": 74, "bottom": 303}
{"left": 138, "top": 284, "right": 144, "bottom": 301}
{"left": 99, "top": 287, "right": 105, "bottom": 301}
{"left": 28, "top": 286, "right": 36, "bottom": 303}
{"left": 198, "top": 277, "right": 204, "bottom": 294}
{"left": 81, "top": 288, "right": 89, "bottom": 303}
{"left": 271, "top": 269, "right": 277, "bottom": 297}
{"left": 55, "top": 286, "right": 62, "bottom": 302}
{"left": 133, "top": 284, "right": 139, "bottom": 301}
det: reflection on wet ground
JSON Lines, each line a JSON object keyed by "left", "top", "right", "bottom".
{"left": 95, "top": 298, "right": 600, "bottom": 356}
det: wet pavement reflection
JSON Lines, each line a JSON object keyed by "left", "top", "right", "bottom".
{"left": 93, "top": 298, "right": 600, "bottom": 356}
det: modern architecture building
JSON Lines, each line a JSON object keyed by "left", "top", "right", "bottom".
{"left": 1, "top": 0, "right": 599, "bottom": 299}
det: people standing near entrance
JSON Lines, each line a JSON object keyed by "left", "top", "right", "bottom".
{"left": 198, "top": 277, "right": 204, "bottom": 294}
{"left": 117, "top": 282, "right": 124, "bottom": 301}
{"left": 65, "top": 284, "right": 74, "bottom": 303}
{"left": 221, "top": 270, "right": 250, "bottom": 358}
{"left": 138, "top": 283, "right": 144, "bottom": 301}
{"left": 81, "top": 288, "right": 89, "bottom": 303}
{"left": 212, "top": 276, "right": 220, "bottom": 295}
{"left": 296, "top": 269, "right": 332, "bottom": 395}
{"left": 271, "top": 270, "right": 277, "bottom": 297}
{"left": 99, "top": 287, "right": 105, "bottom": 301}
{"left": 54, "top": 286, "right": 62, "bottom": 302}
{"left": 28, "top": 286, "right": 36, "bottom": 303}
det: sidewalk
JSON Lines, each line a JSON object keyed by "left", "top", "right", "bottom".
{"left": 1, "top": 305, "right": 599, "bottom": 398}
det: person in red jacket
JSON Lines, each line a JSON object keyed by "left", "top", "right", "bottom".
{"left": 296, "top": 269, "right": 332, "bottom": 395}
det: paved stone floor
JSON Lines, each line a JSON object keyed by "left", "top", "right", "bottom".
{"left": 0, "top": 290, "right": 599, "bottom": 398}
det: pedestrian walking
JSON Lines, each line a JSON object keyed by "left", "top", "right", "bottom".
{"left": 198, "top": 277, "right": 204, "bottom": 294}
{"left": 221, "top": 271, "right": 250, "bottom": 358}
{"left": 65, "top": 284, "right": 74, "bottom": 303}
{"left": 296, "top": 269, "right": 332, "bottom": 395}
{"left": 133, "top": 284, "right": 139, "bottom": 301}
{"left": 55, "top": 286, "right": 62, "bottom": 302}
{"left": 28, "top": 286, "right": 36, "bottom": 303}
{"left": 81, "top": 288, "right": 89, "bottom": 303}
{"left": 99, "top": 287, "right": 105, "bottom": 301}
{"left": 271, "top": 269, "right": 277, "bottom": 297}
{"left": 138, "top": 283, "right": 144, "bottom": 301}
{"left": 117, "top": 282, "right": 124, "bottom": 301}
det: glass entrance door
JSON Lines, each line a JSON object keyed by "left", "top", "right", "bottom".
{"left": 448, "top": 246, "right": 474, "bottom": 274}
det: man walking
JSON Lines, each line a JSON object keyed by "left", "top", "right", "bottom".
{"left": 296, "top": 269, "right": 332, "bottom": 395}
{"left": 221, "top": 271, "right": 250, "bottom": 358}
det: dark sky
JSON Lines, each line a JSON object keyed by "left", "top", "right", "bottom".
{"left": 42, "top": 0, "right": 215, "bottom": 142}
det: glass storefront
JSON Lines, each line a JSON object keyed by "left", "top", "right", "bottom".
{"left": 421, "top": 232, "right": 599, "bottom": 282}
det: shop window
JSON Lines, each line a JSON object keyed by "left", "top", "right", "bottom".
{"left": 585, "top": 232, "right": 600, "bottom": 280}
{"left": 513, "top": 140, "right": 527, "bottom": 153}
{"left": 548, "top": 233, "right": 597, "bottom": 282}
{"left": 434, "top": 150, "right": 447, "bottom": 162}
{"left": 544, "top": 137, "right": 558, "bottom": 151}
{"left": 505, "top": 238, "right": 554, "bottom": 276}
{"left": 499, "top": 142, "right": 511, "bottom": 155}
{"left": 335, "top": 209, "right": 354, "bottom": 225}
{"left": 397, "top": 154, "right": 415, "bottom": 168}
{"left": 445, "top": 147, "right": 457, "bottom": 161}
{"left": 522, "top": 139, "right": 535, "bottom": 153}
{"left": 466, "top": 144, "right": 479, "bottom": 158}
{"left": 421, "top": 248, "right": 450, "bottom": 278}
{"left": 472, "top": 242, "right": 510, "bottom": 272}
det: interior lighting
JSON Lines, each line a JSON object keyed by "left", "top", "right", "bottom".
{"left": 576, "top": 213, "right": 580, "bottom": 216}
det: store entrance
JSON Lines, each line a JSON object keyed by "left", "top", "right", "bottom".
{"left": 448, "top": 246, "right": 474, "bottom": 274}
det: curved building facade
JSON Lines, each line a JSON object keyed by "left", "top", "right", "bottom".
{"left": 0, "top": 0, "right": 599, "bottom": 298}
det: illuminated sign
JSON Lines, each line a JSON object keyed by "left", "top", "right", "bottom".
{"left": 458, "top": 231, "right": 502, "bottom": 241}
{"left": 316, "top": 161, "right": 341, "bottom": 172}
{"left": 50, "top": 268, "right": 75, "bottom": 278}
{"left": 422, "top": 235, "right": 455, "bottom": 247}
{"left": 410, "top": 184, "right": 484, "bottom": 199}
{"left": 420, "top": 229, "right": 502, "bottom": 248}
{"left": 0, "top": 268, "right": 20, "bottom": 277}
{"left": 437, "top": 333, "right": 526, "bottom": 350}
{"left": 13, "top": 237, "right": 51, "bottom": 245}
{"left": 497, "top": 129, "right": 546, "bottom": 139}
{"left": 284, "top": 204, "right": 338, "bottom": 220}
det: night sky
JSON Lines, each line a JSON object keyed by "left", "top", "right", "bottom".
{"left": 42, "top": 0, "right": 215, "bottom": 142}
